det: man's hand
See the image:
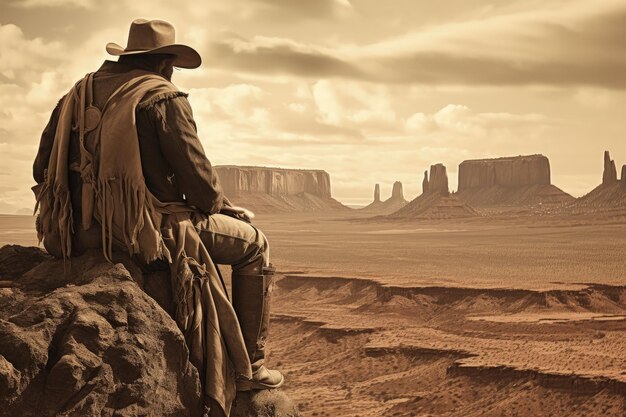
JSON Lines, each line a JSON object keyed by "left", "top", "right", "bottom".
{"left": 220, "top": 205, "right": 255, "bottom": 223}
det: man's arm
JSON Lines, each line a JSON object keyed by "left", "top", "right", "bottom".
{"left": 144, "top": 94, "right": 225, "bottom": 214}
{"left": 33, "top": 98, "right": 64, "bottom": 183}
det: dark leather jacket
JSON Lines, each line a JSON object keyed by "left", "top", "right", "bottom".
{"left": 33, "top": 60, "right": 225, "bottom": 215}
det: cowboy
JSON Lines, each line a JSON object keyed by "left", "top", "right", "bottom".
{"left": 32, "top": 19, "right": 283, "bottom": 415}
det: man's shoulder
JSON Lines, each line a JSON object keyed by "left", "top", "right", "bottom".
{"left": 137, "top": 88, "right": 189, "bottom": 112}
{"left": 91, "top": 64, "right": 184, "bottom": 111}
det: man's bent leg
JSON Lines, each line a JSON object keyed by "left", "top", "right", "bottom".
{"left": 195, "top": 213, "right": 270, "bottom": 275}
{"left": 194, "top": 213, "right": 284, "bottom": 390}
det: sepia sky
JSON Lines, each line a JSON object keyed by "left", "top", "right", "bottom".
{"left": 1, "top": 0, "right": 626, "bottom": 211}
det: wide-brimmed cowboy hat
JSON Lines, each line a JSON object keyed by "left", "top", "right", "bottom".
{"left": 106, "top": 19, "right": 201, "bottom": 69}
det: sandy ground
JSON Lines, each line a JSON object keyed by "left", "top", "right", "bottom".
{"left": 254, "top": 212, "right": 626, "bottom": 416}
{"left": 3, "top": 212, "right": 625, "bottom": 416}
{"left": 254, "top": 212, "right": 626, "bottom": 290}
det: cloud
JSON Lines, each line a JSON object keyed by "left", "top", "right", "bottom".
{"left": 11, "top": 0, "right": 96, "bottom": 8}
{"left": 0, "top": 24, "right": 64, "bottom": 83}
{"left": 205, "top": 1, "right": 626, "bottom": 88}
{"left": 1, "top": 2, "right": 625, "bottom": 209}
{"left": 249, "top": 0, "right": 353, "bottom": 20}
{"left": 311, "top": 80, "right": 396, "bottom": 131}
{"left": 573, "top": 88, "right": 613, "bottom": 109}
{"left": 208, "top": 35, "right": 362, "bottom": 79}
{"left": 406, "top": 104, "right": 548, "bottom": 138}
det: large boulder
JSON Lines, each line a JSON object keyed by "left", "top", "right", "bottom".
{"left": 0, "top": 245, "right": 298, "bottom": 417}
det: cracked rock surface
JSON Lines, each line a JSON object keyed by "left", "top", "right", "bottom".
{"left": 0, "top": 245, "right": 203, "bottom": 417}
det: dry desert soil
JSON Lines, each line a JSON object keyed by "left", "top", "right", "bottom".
{"left": 2, "top": 213, "right": 625, "bottom": 416}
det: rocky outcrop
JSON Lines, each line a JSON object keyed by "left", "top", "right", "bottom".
{"left": 389, "top": 163, "right": 476, "bottom": 219}
{"left": 458, "top": 155, "right": 551, "bottom": 190}
{"left": 422, "top": 171, "right": 429, "bottom": 194}
{"left": 574, "top": 151, "right": 626, "bottom": 210}
{"left": 0, "top": 245, "right": 298, "bottom": 417}
{"left": 216, "top": 166, "right": 331, "bottom": 198}
{"left": 602, "top": 151, "right": 618, "bottom": 185}
{"left": 215, "top": 166, "right": 348, "bottom": 213}
{"left": 389, "top": 192, "right": 478, "bottom": 219}
{"left": 456, "top": 155, "right": 573, "bottom": 207}
{"left": 391, "top": 181, "right": 403, "bottom": 200}
{"left": 361, "top": 181, "right": 408, "bottom": 215}
{"left": 428, "top": 164, "right": 449, "bottom": 196}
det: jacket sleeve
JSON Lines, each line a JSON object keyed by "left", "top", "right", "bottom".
{"left": 33, "top": 98, "right": 64, "bottom": 183}
{"left": 147, "top": 95, "right": 225, "bottom": 214}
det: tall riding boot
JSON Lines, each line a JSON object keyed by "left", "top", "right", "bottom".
{"left": 232, "top": 264, "right": 284, "bottom": 391}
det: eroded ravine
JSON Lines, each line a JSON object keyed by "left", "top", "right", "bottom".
{"left": 267, "top": 274, "right": 626, "bottom": 417}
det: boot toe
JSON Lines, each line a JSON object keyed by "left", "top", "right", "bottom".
{"left": 237, "top": 366, "right": 284, "bottom": 391}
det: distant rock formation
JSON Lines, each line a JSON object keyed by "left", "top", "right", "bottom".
{"left": 361, "top": 181, "right": 408, "bottom": 214}
{"left": 215, "top": 166, "right": 348, "bottom": 213}
{"left": 391, "top": 181, "right": 404, "bottom": 199}
{"left": 602, "top": 151, "right": 618, "bottom": 185}
{"left": 0, "top": 245, "right": 298, "bottom": 417}
{"left": 574, "top": 151, "right": 626, "bottom": 209}
{"left": 389, "top": 163, "right": 477, "bottom": 219}
{"left": 458, "top": 154, "right": 551, "bottom": 190}
{"left": 422, "top": 170, "right": 429, "bottom": 194}
{"left": 456, "top": 155, "right": 573, "bottom": 207}
{"left": 426, "top": 164, "right": 449, "bottom": 196}
{"left": 217, "top": 165, "right": 331, "bottom": 198}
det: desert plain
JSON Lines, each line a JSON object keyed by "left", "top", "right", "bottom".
{"left": 2, "top": 209, "right": 625, "bottom": 417}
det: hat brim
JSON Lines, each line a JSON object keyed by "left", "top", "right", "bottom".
{"left": 106, "top": 42, "right": 201, "bottom": 69}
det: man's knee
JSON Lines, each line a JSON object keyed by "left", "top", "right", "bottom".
{"left": 233, "top": 226, "right": 270, "bottom": 275}
{"left": 255, "top": 227, "right": 270, "bottom": 262}
{"left": 249, "top": 226, "right": 270, "bottom": 268}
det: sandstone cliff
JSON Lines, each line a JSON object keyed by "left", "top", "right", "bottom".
{"left": 391, "top": 181, "right": 403, "bottom": 200}
{"left": 0, "top": 245, "right": 298, "bottom": 417}
{"left": 389, "top": 163, "right": 477, "bottom": 219}
{"left": 456, "top": 155, "right": 573, "bottom": 207}
{"left": 458, "top": 155, "right": 551, "bottom": 190}
{"left": 428, "top": 164, "right": 450, "bottom": 196}
{"left": 361, "top": 181, "right": 408, "bottom": 215}
{"left": 215, "top": 166, "right": 348, "bottom": 213}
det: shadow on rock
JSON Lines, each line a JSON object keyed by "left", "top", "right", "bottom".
{"left": 230, "top": 390, "right": 299, "bottom": 417}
